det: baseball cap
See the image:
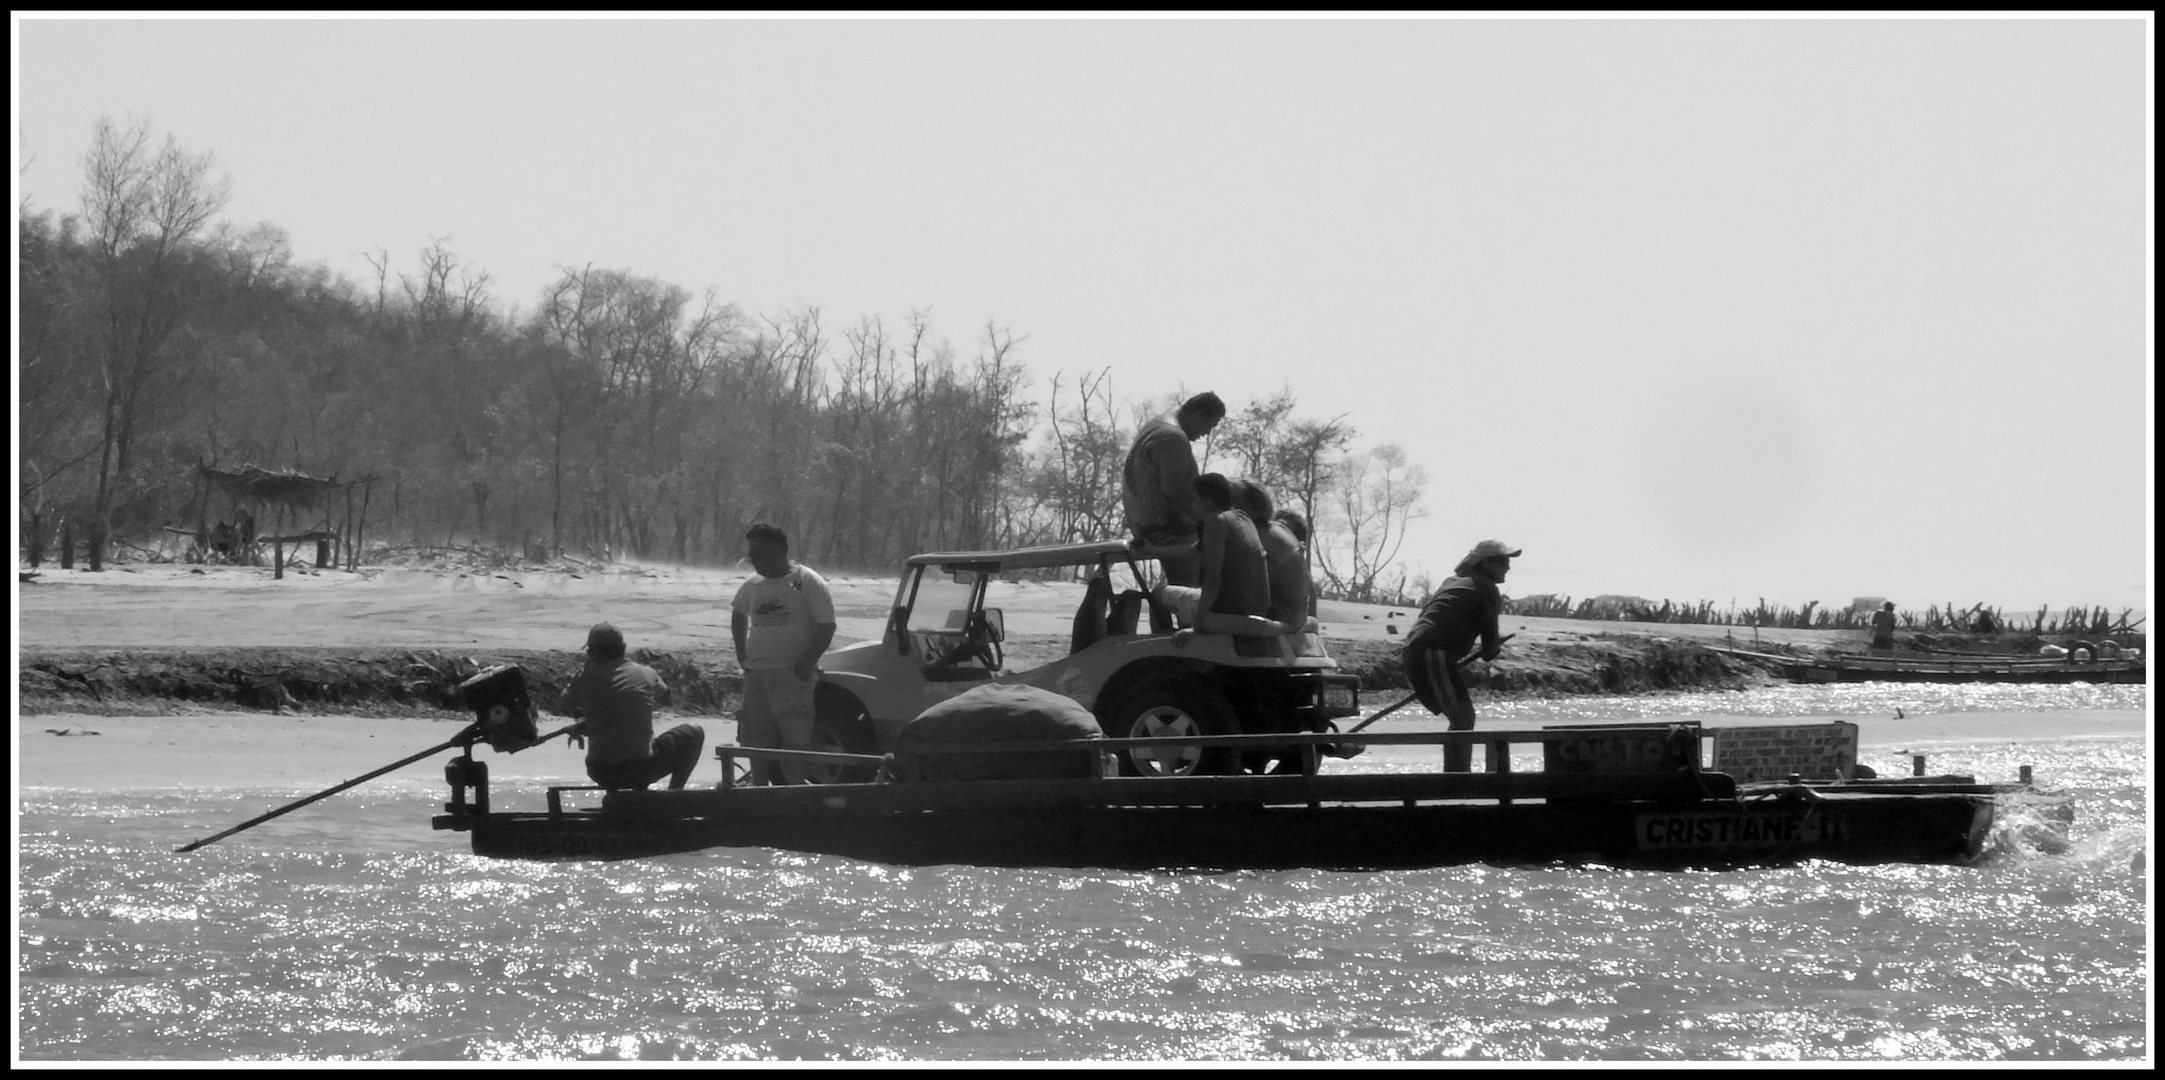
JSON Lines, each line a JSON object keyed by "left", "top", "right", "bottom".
{"left": 1468, "top": 540, "right": 1522, "bottom": 561}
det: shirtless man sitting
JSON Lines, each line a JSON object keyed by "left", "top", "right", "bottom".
{"left": 1158, "top": 473, "right": 1294, "bottom": 638}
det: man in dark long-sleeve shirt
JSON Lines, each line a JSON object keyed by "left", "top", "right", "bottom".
{"left": 1402, "top": 540, "right": 1520, "bottom": 772}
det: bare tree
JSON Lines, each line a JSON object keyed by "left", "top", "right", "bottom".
{"left": 1030, "top": 367, "right": 1128, "bottom": 546}
{"left": 79, "top": 114, "right": 231, "bottom": 569}
{"left": 1315, "top": 443, "right": 1428, "bottom": 603}
{"left": 1210, "top": 386, "right": 1299, "bottom": 487}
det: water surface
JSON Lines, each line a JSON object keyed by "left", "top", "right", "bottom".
{"left": 18, "top": 685, "right": 2150, "bottom": 1061}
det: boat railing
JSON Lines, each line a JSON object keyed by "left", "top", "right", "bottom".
{"left": 710, "top": 724, "right": 1708, "bottom": 797}
{"left": 613, "top": 767, "right": 1735, "bottom": 816}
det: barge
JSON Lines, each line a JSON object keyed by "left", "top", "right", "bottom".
{"left": 430, "top": 723, "right": 2063, "bottom": 872}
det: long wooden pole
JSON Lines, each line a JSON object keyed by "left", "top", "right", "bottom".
{"left": 1344, "top": 634, "right": 1516, "bottom": 734}
{"left": 175, "top": 725, "right": 478, "bottom": 852}
{"left": 174, "top": 721, "right": 578, "bottom": 853}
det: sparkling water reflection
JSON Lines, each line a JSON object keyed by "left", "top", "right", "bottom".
{"left": 17, "top": 689, "right": 2150, "bottom": 1061}
{"left": 1471, "top": 681, "right": 2147, "bottom": 723}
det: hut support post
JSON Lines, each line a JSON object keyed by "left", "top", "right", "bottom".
{"left": 354, "top": 480, "right": 373, "bottom": 571}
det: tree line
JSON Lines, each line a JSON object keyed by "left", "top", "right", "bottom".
{"left": 19, "top": 116, "right": 1432, "bottom": 597}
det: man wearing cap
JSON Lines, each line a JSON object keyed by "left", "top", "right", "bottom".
{"left": 560, "top": 622, "right": 706, "bottom": 790}
{"left": 1401, "top": 540, "right": 1520, "bottom": 772}
{"left": 1871, "top": 601, "right": 1898, "bottom": 651}
{"left": 1122, "top": 391, "right": 1227, "bottom": 587}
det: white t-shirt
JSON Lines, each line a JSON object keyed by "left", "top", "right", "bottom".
{"left": 731, "top": 563, "right": 837, "bottom": 669}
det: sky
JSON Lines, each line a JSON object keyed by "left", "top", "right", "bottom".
{"left": 13, "top": 14, "right": 2154, "bottom": 613}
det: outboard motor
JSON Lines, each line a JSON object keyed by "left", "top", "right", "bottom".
{"left": 458, "top": 664, "right": 539, "bottom": 751}
{"left": 439, "top": 665, "right": 540, "bottom": 826}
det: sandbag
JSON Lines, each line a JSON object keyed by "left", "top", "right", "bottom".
{"left": 891, "top": 683, "right": 1104, "bottom": 783}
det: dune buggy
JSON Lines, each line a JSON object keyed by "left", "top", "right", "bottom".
{"left": 806, "top": 540, "right": 1361, "bottom": 778}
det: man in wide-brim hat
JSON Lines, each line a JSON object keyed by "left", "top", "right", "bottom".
{"left": 1402, "top": 540, "right": 1521, "bottom": 772}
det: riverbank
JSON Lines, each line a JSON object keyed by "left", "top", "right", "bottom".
{"left": 15, "top": 632, "right": 1777, "bottom": 718}
{"left": 17, "top": 558, "right": 1835, "bottom": 717}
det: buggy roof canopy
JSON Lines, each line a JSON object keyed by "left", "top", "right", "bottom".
{"left": 199, "top": 465, "right": 372, "bottom": 510}
{"left": 906, "top": 540, "right": 1138, "bottom": 573}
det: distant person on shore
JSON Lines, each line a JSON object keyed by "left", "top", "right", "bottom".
{"left": 1871, "top": 602, "right": 1898, "bottom": 651}
{"left": 1159, "top": 473, "right": 1287, "bottom": 637}
{"left": 1234, "top": 481, "right": 1312, "bottom": 627}
{"left": 1402, "top": 540, "right": 1519, "bottom": 772}
{"left": 1122, "top": 392, "right": 1226, "bottom": 587}
{"left": 561, "top": 622, "right": 705, "bottom": 790}
{"left": 731, "top": 523, "right": 837, "bottom": 785}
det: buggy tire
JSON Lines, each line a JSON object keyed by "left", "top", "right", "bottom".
{"left": 807, "top": 687, "right": 880, "bottom": 784}
{"left": 1101, "top": 680, "right": 1241, "bottom": 777}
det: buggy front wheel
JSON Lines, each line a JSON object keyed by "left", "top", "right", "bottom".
{"left": 1101, "top": 681, "right": 1240, "bottom": 777}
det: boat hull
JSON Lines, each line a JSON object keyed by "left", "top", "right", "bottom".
{"left": 459, "top": 790, "right": 1994, "bottom": 872}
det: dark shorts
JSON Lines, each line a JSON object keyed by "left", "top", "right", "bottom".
{"left": 587, "top": 723, "right": 706, "bottom": 790}
{"left": 1402, "top": 644, "right": 1475, "bottom": 729}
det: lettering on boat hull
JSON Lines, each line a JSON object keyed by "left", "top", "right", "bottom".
{"left": 1636, "top": 810, "right": 1846, "bottom": 850}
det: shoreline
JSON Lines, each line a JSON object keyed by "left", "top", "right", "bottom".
{"left": 17, "top": 634, "right": 1779, "bottom": 718}
{"left": 13, "top": 560, "right": 2133, "bottom": 718}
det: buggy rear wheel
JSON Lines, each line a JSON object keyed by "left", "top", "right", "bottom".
{"left": 803, "top": 688, "right": 879, "bottom": 784}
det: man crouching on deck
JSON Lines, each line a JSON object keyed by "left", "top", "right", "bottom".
{"left": 561, "top": 622, "right": 706, "bottom": 790}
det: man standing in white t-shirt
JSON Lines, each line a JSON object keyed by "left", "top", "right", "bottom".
{"left": 730, "top": 523, "right": 837, "bottom": 785}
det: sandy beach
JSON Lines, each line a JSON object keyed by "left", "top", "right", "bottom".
{"left": 17, "top": 558, "right": 1861, "bottom": 654}
{"left": 19, "top": 555, "right": 1881, "bottom": 722}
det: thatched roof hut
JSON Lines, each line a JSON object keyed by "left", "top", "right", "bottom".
{"left": 198, "top": 465, "right": 353, "bottom": 511}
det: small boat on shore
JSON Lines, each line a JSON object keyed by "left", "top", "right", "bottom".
{"left": 430, "top": 723, "right": 2062, "bottom": 872}
{"left": 1706, "top": 645, "right": 2146, "bottom": 686}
